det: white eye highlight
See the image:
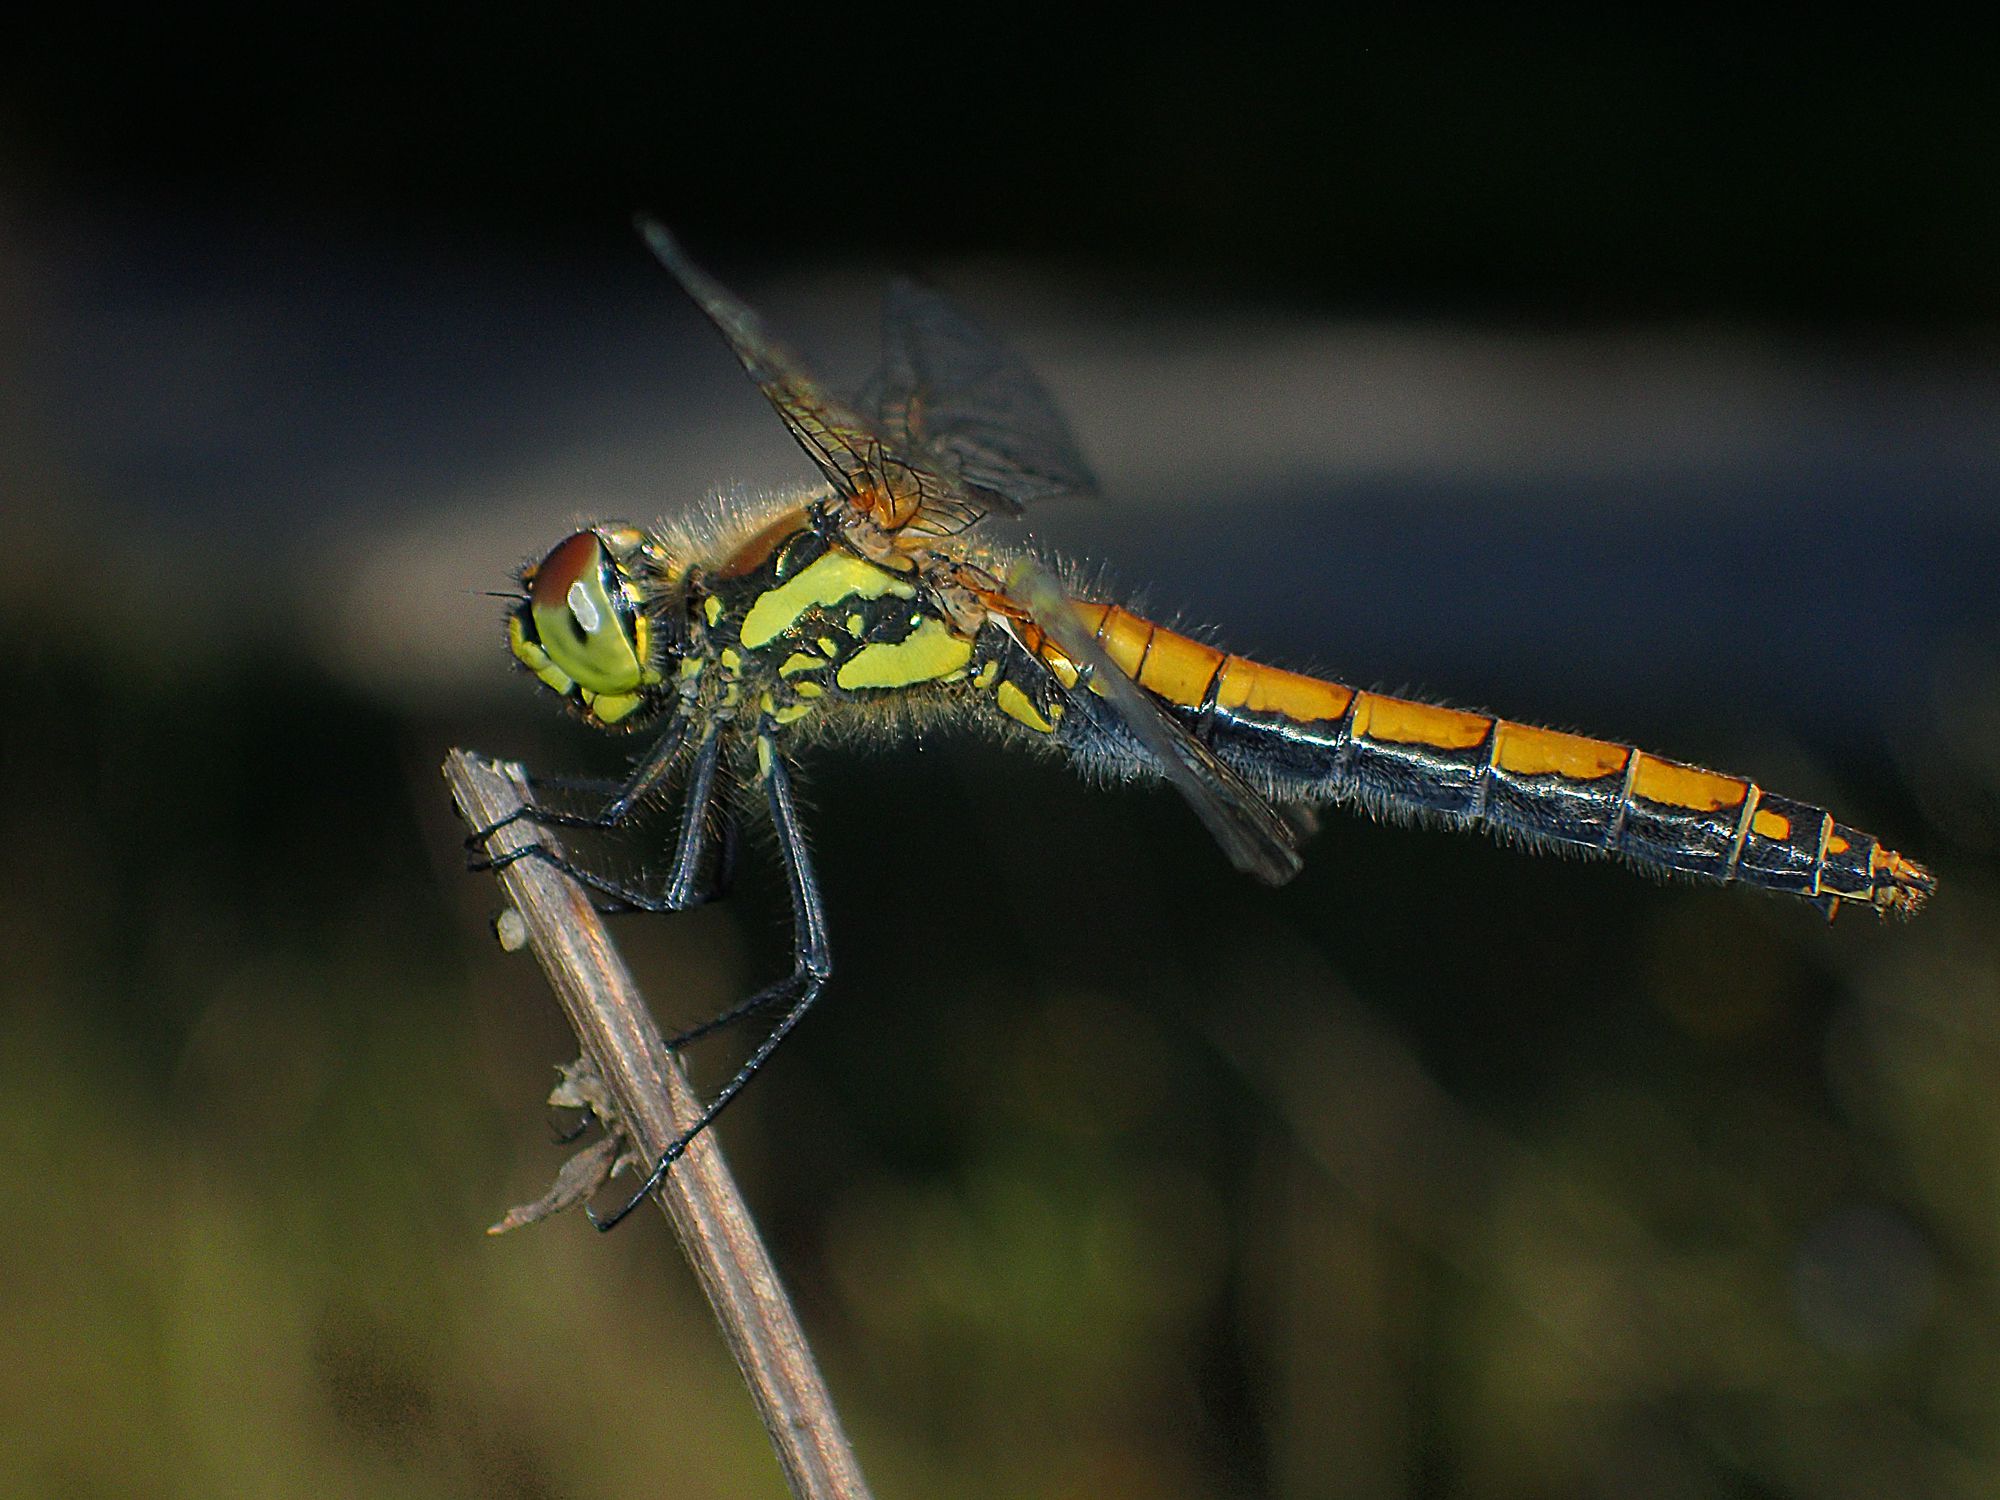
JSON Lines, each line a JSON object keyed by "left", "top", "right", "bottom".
{"left": 568, "top": 579, "right": 602, "bottom": 632}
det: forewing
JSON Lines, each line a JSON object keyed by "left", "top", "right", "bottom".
{"left": 1002, "top": 556, "right": 1303, "bottom": 886}
{"left": 639, "top": 220, "right": 947, "bottom": 527}
{"left": 860, "top": 279, "right": 1099, "bottom": 520}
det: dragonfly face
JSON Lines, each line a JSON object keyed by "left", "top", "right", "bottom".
{"left": 508, "top": 526, "right": 680, "bottom": 730}
{"left": 476, "top": 222, "right": 1934, "bottom": 1229}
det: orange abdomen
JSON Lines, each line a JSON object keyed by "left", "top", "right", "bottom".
{"left": 1026, "top": 603, "right": 1932, "bottom": 918}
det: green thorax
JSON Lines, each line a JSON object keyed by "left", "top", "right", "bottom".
{"left": 684, "top": 527, "right": 979, "bottom": 728}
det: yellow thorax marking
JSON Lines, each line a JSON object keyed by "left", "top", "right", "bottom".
{"left": 740, "top": 551, "right": 915, "bottom": 650}
{"left": 996, "top": 680, "right": 1058, "bottom": 733}
{"left": 835, "top": 617, "right": 974, "bottom": 690}
{"left": 759, "top": 690, "right": 816, "bottom": 725}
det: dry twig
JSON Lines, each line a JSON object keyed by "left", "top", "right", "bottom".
{"left": 445, "top": 749, "right": 872, "bottom": 1500}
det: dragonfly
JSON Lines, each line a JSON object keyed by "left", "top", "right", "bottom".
{"left": 479, "top": 221, "right": 1935, "bottom": 1228}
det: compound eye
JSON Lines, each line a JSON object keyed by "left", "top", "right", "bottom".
{"left": 525, "top": 531, "right": 646, "bottom": 696}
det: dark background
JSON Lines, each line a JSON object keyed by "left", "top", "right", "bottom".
{"left": 5, "top": 15, "right": 1998, "bottom": 1499}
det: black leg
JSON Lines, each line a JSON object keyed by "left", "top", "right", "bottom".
{"left": 595, "top": 808, "right": 737, "bottom": 917}
{"left": 664, "top": 726, "right": 724, "bottom": 908}
{"left": 465, "top": 708, "right": 690, "bottom": 854}
{"left": 591, "top": 736, "right": 831, "bottom": 1230}
{"left": 568, "top": 725, "right": 731, "bottom": 912}
{"left": 477, "top": 724, "right": 730, "bottom": 918}
{"left": 663, "top": 962, "right": 794, "bottom": 1047}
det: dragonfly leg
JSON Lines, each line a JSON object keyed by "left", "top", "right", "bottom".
{"left": 600, "top": 736, "right": 740, "bottom": 914}
{"left": 590, "top": 736, "right": 831, "bottom": 1231}
{"left": 464, "top": 708, "right": 691, "bottom": 854}
{"left": 592, "top": 808, "right": 741, "bottom": 917}
{"left": 593, "top": 811, "right": 740, "bottom": 917}
{"left": 476, "top": 725, "right": 728, "bottom": 915}
{"left": 662, "top": 953, "right": 794, "bottom": 1048}
{"left": 661, "top": 726, "right": 726, "bottom": 909}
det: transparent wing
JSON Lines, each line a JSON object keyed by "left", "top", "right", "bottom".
{"left": 859, "top": 279, "right": 1098, "bottom": 521}
{"left": 1001, "top": 556, "right": 1304, "bottom": 886}
{"left": 639, "top": 219, "right": 953, "bottom": 532}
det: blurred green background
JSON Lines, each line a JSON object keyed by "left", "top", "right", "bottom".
{"left": 4, "top": 14, "right": 1998, "bottom": 1499}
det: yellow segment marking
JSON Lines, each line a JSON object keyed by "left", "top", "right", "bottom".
{"left": 703, "top": 596, "right": 723, "bottom": 626}
{"left": 1352, "top": 693, "right": 1492, "bottom": 751}
{"left": 996, "top": 680, "right": 1056, "bottom": 733}
{"left": 740, "top": 552, "right": 915, "bottom": 649}
{"left": 834, "top": 617, "right": 974, "bottom": 689}
{"left": 794, "top": 681, "right": 824, "bottom": 699}
{"left": 1092, "top": 606, "right": 1153, "bottom": 680}
{"left": 1826, "top": 832, "right": 1851, "bottom": 855}
{"left": 1067, "top": 601, "right": 1112, "bottom": 635}
{"left": 720, "top": 647, "right": 743, "bottom": 671}
{"left": 779, "top": 652, "right": 822, "bottom": 677}
{"left": 1136, "top": 630, "right": 1225, "bottom": 707}
{"left": 1751, "top": 808, "right": 1791, "bottom": 840}
{"left": 1212, "top": 660, "right": 1351, "bottom": 723}
{"left": 772, "top": 702, "right": 816, "bottom": 724}
{"left": 1031, "top": 606, "right": 1226, "bottom": 704}
{"left": 1492, "top": 723, "right": 1631, "bottom": 780}
{"left": 973, "top": 661, "right": 1000, "bottom": 689}
{"left": 1630, "top": 754, "right": 1748, "bottom": 812}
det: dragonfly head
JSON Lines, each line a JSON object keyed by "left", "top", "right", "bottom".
{"left": 507, "top": 526, "right": 677, "bottom": 729}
